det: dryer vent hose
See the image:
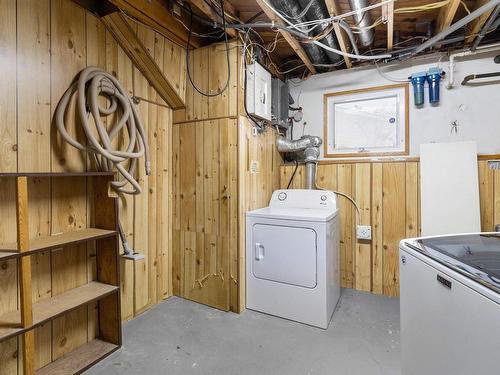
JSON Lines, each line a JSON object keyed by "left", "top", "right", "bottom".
{"left": 55, "top": 66, "right": 151, "bottom": 194}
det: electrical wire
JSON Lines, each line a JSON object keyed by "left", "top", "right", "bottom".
{"left": 287, "top": 161, "right": 299, "bottom": 189}
{"left": 283, "top": 0, "right": 397, "bottom": 28}
{"left": 314, "top": 168, "right": 361, "bottom": 216}
{"left": 284, "top": 164, "right": 362, "bottom": 216}
{"left": 173, "top": 15, "right": 226, "bottom": 38}
{"left": 374, "top": 61, "right": 409, "bottom": 82}
{"left": 228, "top": 22, "right": 392, "bottom": 61}
{"left": 239, "top": 0, "right": 392, "bottom": 61}
{"left": 185, "top": 1, "right": 231, "bottom": 97}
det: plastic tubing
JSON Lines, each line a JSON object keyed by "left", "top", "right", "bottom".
{"left": 55, "top": 66, "right": 151, "bottom": 195}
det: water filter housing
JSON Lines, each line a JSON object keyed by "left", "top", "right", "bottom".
{"left": 410, "top": 71, "right": 427, "bottom": 107}
{"left": 426, "top": 67, "right": 443, "bottom": 105}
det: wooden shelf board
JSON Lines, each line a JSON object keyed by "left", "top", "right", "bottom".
{"left": 0, "top": 228, "right": 117, "bottom": 256}
{"left": 0, "top": 282, "right": 119, "bottom": 342}
{"left": 0, "top": 172, "right": 115, "bottom": 177}
{"left": 36, "top": 338, "right": 119, "bottom": 375}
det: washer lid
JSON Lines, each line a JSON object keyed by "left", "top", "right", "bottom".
{"left": 405, "top": 233, "right": 500, "bottom": 294}
{"left": 246, "top": 206, "right": 338, "bottom": 222}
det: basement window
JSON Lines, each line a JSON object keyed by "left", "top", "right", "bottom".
{"left": 323, "top": 84, "right": 409, "bottom": 157}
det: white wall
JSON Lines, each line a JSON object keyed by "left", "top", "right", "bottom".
{"left": 290, "top": 51, "right": 500, "bottom": 158}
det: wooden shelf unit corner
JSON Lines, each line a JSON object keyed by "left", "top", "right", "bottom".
{"left": 0, "top": 173, "right": 122, "bottom": 375}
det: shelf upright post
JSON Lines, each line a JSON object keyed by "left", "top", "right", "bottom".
{"left": 16, "top": 176, "right": 34, "bottom": 375}
{"left": 94, "top": 174, "right": 121, "bottom": 346}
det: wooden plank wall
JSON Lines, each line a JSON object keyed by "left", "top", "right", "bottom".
{"left": 280, "top": 160, "right": 500, "bottom": 297}
{"left": 171, "top": 40, "right": 282, "bottom": 312}
{"left": 171, "top": 118, "right": 238, "bottom": 311}
{"left": 171, "top": 116, "right": 281, "bottom": 312}
{"left": 0, "top": 0, "right": 185, "bottom": 373}
{"left": 173, "top": 42, "right": 239, "bottom": 124}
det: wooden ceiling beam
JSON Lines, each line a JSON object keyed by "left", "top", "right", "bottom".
{"left": 102, "top": 12, "right": 185, "bottom": 109}
{"left": 187, "top": 0, "right": 238, "bottom": 38}
{"left": 255, "top": 0, "right": 316, "bottom": 74}
{"left": 383, "top": 1, "right": 394, "bottom": 50}
{"left": 465, "top": 0, "right": 495, "bottom": 44}
{"left": 324, "top": 0, "right": 352, "bottom": 68}
{"left": 108, "top": 0, "right": 201, "bottom": 48}
{"left": 436, "top": 0, "right": 461, "bottom": 33}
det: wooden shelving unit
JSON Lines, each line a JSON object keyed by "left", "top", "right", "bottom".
{"left": 0, "top": 172, "right": 122, "bottom": 375}
{"left": 0, "top": 228, "right": 117, "bottom": 259}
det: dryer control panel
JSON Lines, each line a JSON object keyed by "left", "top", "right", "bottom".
{"left": 269, "top": 189, "right": 337, "bottom": 210}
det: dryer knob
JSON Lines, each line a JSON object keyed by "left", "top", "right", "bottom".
{"left": 278, "top": 192, "right": 287, "bottom": 201}
{"left": 321, "top": 195, "right": 327, "bottom": 201}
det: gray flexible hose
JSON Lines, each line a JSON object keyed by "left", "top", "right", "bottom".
{"left": 55, "top": 66, "right": 151, "bottom": 195}
{"left": 337, "top": 19, "right": 360, "bottom": 57}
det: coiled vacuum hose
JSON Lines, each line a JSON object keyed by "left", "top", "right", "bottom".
{"left": 55, "top": 67, "right": 151, "bottom": 257}
{"left": 55, "top": 66, "right": 151, "bottom": 194}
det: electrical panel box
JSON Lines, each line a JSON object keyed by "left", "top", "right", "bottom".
{"left": 246, "top": 62, "right": 272, "bottom": 121}
{"left": 271, "top": 78, "right": 290, "bottom": 129}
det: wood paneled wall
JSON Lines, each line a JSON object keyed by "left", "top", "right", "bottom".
{"left": 173, "top": 42, "right": 239, "bottom": 124}
{"left": 171, "top": 116, "right": 281, "bottom": 312}
{"left": 0, "top": 0, "right": 185, "bottom": 373}
{"left": 280, "top": 159, "right": 500, "bottom": 297}
{"left": 171, "top": 118, "right": 239, "bottom": 311}
{"left": 171, "top": 37, "right": 282, "bottom": 312}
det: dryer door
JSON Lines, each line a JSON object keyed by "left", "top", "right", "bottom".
{"left": 252, "top": 223, "right": 317, "bottom": 288}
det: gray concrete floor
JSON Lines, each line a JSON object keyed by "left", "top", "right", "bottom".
{"left": 86, "top": 290, "right": 400, "bottom": 375}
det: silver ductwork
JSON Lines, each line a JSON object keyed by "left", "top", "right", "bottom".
{"left": 305, "top": 163, "right": 317, "bottom": 189}
{"left": 276, "top": 135, "right": 322, "bottom": 189}
{"left": 270, "top": 0, "right": 330, "bottom": 67}
{"left": 296, "top": 0, "right": 343, "bottom": 64}
{"left": 349, "top": 0, "right": 374, "bottom": 47}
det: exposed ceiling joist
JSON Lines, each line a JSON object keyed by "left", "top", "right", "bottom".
{"left": 324, "top": 0, "right": 352, "bottom": 68}
{"left": 102, "top": 12, "right": 186, "bottom": 109}
{"left": 383, "top": 1, "right": 394, "bottom": 50}
{"left": 436, "top": 0, "right": 461, "bottom": 33}
{"left": 465, "top": 0, "right": 495, "bottom": 44}
{"left": 108, "top": 0, "right": 201, "bottom": 48}
{"left": 255, "top": 0, "right": 316, "bottom": 74}
{"left": 187, "top": 0, "right": 239, "bottom": 38}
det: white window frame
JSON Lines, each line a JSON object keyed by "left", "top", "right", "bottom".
{"left": 323, "top": 83, "right": 409, "bottom": 158}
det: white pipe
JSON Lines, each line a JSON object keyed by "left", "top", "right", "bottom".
{"left": 447, "top": 43, "right": 500, "bottom": 89}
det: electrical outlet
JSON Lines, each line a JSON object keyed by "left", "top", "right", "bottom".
{"left": 357, "top": 225, "right": 372, "bottom": 240}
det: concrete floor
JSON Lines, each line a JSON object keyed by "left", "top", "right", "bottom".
{"left": 86, "top": 290, "right": 400, "bottom": 375}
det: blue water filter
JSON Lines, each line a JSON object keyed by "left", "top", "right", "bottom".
{"left": 410, "top": 72, "right": 427, "bottom": 107}
{"left": 426, "top": 68, "right": 443, "bottom": 105}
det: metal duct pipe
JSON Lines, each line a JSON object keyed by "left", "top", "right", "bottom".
{"left": 276, "top": 135, "right": 322, "bottom": 154}
{"left": 297, "top": 0, "right": 343, "bottom": 64}
{"left": 277, "top": 135, "right": 322, "bottom": 190}
{"left": 305, "top": 162, "right": 317, "bottom": 189}
{"left": 349, "top": 0, "right": 374, "bottom": 47}
{"left": 270, "top": 0, "right": 330, "bottom": 66}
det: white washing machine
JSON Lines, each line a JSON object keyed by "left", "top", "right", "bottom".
{"left": 400, "top": 233, "right": 500, "bottom": 375}
{"left": 246, "top": 189, "right": 340, "bottom": 329}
